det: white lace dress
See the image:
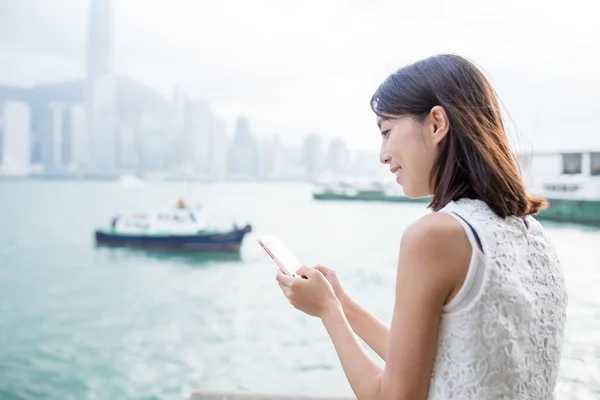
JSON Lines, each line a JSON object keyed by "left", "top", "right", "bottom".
{"left": 427, "top": 198, "right": 568, "bottom": 399}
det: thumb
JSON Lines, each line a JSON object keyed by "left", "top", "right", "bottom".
{"left": 296, "top": 265, "right": 316, "bottom": 278}
{"left": 312, "top": 264, "right": 331, "bottom": 274}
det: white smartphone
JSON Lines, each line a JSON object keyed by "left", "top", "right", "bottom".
{"left": 256, "top": 235, "right": 303, "bottom": 277}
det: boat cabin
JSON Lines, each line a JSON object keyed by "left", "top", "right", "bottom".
{"left": 111, "top": 200, "right": 211, "bottom": 235}
{"left": 538, "top": 151, "right": 600, "bottom": 200}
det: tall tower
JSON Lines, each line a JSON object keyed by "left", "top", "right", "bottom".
{"left": 86, "top": 0, "right": 117, "bottom": 177}
{"left": 87, "top": 0, "right": 113, "bottom": 76}
{"left": 303, "top": 134, "right": 323, "bottom": 180}
{"left": 228, "top": 116, "right": 258, "bottom": 179}
{"left": 0, "top": 101, "right": 32, "bottom": 176}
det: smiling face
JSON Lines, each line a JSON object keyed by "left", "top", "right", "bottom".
{"left": 371, "top": 54, "right": 538, "bottom": 217}
{"left": 378, "top": 106, "right": 450, "bottom": 198}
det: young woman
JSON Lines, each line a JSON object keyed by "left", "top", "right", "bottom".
{"left": 276, "top": 54, "right": 568, "bottom": 399}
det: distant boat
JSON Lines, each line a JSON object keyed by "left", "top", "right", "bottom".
{"left": 117, "top": 174, "right": 146, "bottom": 189}
{"left": 312, "top": 150, "right": 600, "bottom": 227}
{"left": 312, "top": 180, "right": 430, "bottom": 204}
{"left": 521, "top": 150, "right": 600, "bottom": 226}
{"left": 95, "top": 199, "right": 252, "bottom": 251}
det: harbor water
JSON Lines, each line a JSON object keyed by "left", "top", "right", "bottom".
{"left": 1, "top": 180, "right": 599, "bottom": 399}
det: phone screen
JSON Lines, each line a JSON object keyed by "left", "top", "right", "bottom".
{"left": 257, "top": 235, "right": 303, "bottom": 276}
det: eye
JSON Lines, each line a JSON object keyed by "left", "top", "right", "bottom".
{"left": 381, "top": 129, "right": 390, "bottom": 138}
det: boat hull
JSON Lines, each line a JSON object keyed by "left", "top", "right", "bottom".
{"left": 313, "top": 192, "right": 430, "bottom": 203}
{"left": 95, "top": 224, "right": 252, "bottom": 251}
{"left": 536, "top": 198, "right": 600, "bottom": 226}
{"left": 314, "top": 191, "right": 600, "bottom": 226}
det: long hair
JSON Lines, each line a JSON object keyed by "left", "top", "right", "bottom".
{"left": 370, "top": 54, "right": 546, "bottom": 218}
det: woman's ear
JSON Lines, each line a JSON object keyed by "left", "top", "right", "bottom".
{"left": 429, "top": 105, "right": 449, "bottom": 145}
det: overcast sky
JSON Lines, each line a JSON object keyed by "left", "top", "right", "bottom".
{"left": 1, "top": 0, "right": 599, "bottom": 153}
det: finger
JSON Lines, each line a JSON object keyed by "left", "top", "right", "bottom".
{"left": 312, "top": 264, "right": 330, "bottom": 274}
{"left": 277, "top": 283, "right": 295, "bottom": 306}
{"left": 296, "top": 265, "right": 317, "bottom": 278}
{"left": 278, "top": 281, "right": 292, "bottom": 297}
{"left": 276, "top": 269, "right": 295, "bottom": 287}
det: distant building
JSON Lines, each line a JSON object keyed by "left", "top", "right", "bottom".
{"left": 211, "top": 119, "right": 229, "bottom": 181}
{"left": 86, "top": 0, "right": 118, "bottom": 177}
{"left": 66, "top": 104, "right": 87, "bottom": 172}
{"left": 228, "top": 116, "right": 258, "bottom": 179}
{"left": 258, "top": 134, "right": 287, "bottom": 180}
{"left": 118, "top": 125, "right": 138, "bottom": 171}
{"left": 138, "top": 107, "right": 170, "bottom": 172}
{"left": 0, "top": 100, "right": 32, "bottom": 176}
{"left": 186, "top": 100, "right": 214, "bottom": 176}
{"left": 42, "top": 103, "right": 67, "bottom": 172}
{"left": 38, "top": 103, "right": 89, "bottom": 175}
{"left": 326, "top": 138, "right": 351, "bottom": 174}
{"left": 354, "top": 150, "right": 382, "bottom": 176}
{"left": 183, "top": 100, "right": 230, "bottom": 181}
{"left": 303, "top": 134, "right": 323, "bottom": 180}
{"left": 171, "top": 85, "right": 189, "bottom": 169}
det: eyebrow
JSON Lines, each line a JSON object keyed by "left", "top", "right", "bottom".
{"left": 377, "top": 117, "right": 390, "bottom": 130}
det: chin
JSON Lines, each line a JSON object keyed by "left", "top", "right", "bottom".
{"left": 401, "top": 184, "right": 431, "bottom": 199}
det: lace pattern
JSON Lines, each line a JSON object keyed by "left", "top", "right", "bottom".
{"left": 428, "top": 199, "right": 568, "bottom": 400}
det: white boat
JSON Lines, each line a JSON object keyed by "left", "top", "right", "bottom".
{"left": 518, "top": 150, "right": 600, "bottom": 225}
{"left": 312, "top": 150, "right": 600, "bottom": 226}
{"left": 117, "top": 174, "right": 146, "bottom": 189}
{"left": 94, "top": 199, "right": 252, "bottom": 251}
{"left": 312, "top": 178, "right": 426, "bottom": 203}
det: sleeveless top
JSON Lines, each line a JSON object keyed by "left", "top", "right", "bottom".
{"left": 427, "top": 198, "right": 568, "bottom": 400}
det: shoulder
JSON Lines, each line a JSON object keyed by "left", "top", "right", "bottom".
{"left": 398, "top": 212, "right": 472, "bottom": 302}
{"left": 401, "top": 211, "right": 470, "bottom": 254}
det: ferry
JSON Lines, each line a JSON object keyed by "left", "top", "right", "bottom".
{"left": 312, "top": 150, "right": 600, "bottom": 226}
{"left": 95, "top": 199, "right": 252, "bottom": 251}
{"left": 312, "top": 180, "right": 429, "bottom": 204}
{"left": 520, "top": 150, "right": 600, "bottom": 225}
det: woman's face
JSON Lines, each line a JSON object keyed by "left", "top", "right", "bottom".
{"left": 378, "top": 107, "right": 449, "bottom": 198}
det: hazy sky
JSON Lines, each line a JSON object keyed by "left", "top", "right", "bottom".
{"left": 1, "top": 0, "right": 599, "bottom": 153}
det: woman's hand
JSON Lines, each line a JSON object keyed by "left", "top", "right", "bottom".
{"left": 276, "top": 266, "right": 341, "bottom": 319}
{"left": 312, "top": 265, "right": 347, "bottom": 302}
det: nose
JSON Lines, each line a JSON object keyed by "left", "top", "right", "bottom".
{"left": 380, "top": 147, "right": 391, "bottom": 165}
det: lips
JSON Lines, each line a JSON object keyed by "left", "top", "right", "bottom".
{"left": 390, "top": 166, "right": 402, "bottom": 183}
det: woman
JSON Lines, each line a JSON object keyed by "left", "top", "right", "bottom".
{"left": 276, "top": 54, "right": 568, "bottom": 399}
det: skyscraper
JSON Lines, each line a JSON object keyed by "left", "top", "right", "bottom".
{"left": 187, "top": 100, "right": 215, "bottom": 175}
{"left": 86, "top": 0, "right": 117, "bottom": 177}
{"left": 211, "top": 119, "right": 229, "bottom": 181}
{"left": 0, "top": 101, "right": 32, "bottom": 176}
{"left": 172, "top": 85, "right": 189, "bottom": 168}
{"left": 87, "top": 0, "right": 113, "bottom": 77}
{"left": 303, "top": 134, "right": 323, "bottom": 180}
{"left": 68, "top": 104, "right": 88, "bottom": 172}
{"left": 228, "top": 116, "right": 259, "bottom": 179}
{"left": 42, "top": 103, "right": 67, "bottom": 172}
{"left": 326, "top": 138, "right": 351, "bottom": 174}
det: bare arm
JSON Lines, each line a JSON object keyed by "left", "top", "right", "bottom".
{"left": 313, "top": 266, "right": 391, "bottom": 361}
{"left": 320, "top": 212, "right": 472, "bottom": 399}
{"left": 339, "top": 294, "right": 390, "bottom": 361}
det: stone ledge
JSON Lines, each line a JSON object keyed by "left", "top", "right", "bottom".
{"left": 190, "top": 390, "right": 354, "bottom": 400}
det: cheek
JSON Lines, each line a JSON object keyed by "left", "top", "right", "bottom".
{"left": 387, "top": 126, "right": 434, "bottom": 172}
{"left": 402, "top": 138, "right": 436, "bottom": 182}
{"left": 387, "top": 133, "right": 407, "bottom": 161}
{"left": 391, "top": 133, "right": 424, "bottom": 166}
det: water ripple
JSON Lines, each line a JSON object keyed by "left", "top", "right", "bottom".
{"left": 0, "top": 181, "right": 598, "bottom": 399}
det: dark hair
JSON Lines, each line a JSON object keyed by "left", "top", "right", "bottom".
{"left": 370, "top": 53, "right": 547, "bottom": 218}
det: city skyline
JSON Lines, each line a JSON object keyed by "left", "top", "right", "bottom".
{"left": 0, "top": 0, "right": 386, "bottom": 181}
{"left": 1, "top": 0, "right": 599, "bottom": 153}
{"left": 86, "top": 0, "right": 117, "bottom": 176}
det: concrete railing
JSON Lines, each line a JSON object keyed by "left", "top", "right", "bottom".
{"left": 190, "top": 390, "right": 354, "bottom": 400}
